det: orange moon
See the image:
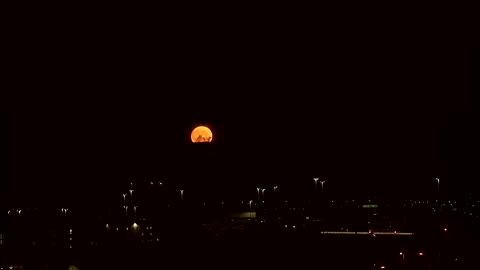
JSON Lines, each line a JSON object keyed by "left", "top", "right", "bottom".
{"left": 191, "top": 126, "right": 213, "bottom": 143}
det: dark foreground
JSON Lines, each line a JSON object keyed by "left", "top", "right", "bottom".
{"left": 2, "top": 230, "right": 479, "bottom": 270}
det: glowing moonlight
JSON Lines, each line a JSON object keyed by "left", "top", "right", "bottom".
{"left": 191, "top": 126, "right": 213, "bottom": 143}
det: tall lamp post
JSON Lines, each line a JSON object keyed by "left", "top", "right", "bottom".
{"left": 180, "top": 189, "right": 184, "bottom": 201}
{"left": 313, "top": 178, "right": 319, "bottom": 190}
{"left": 257, "top": 188, "right": 261, "bottom": 201}
{"left": 435, "top": 178, "right": 440, "bottom": 191}
{"left": 320, "top": 181, "right": 325, "bottom": 193}
{"left": 249, "top": 200, "right": 253, "bottom": 218}
{"left": 129, "top": 189, "right": 134, "bottom": 204}
{"left": 261, "top": 188, "right": 265, "bottom": 202}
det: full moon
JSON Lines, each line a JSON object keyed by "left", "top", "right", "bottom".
{"left": 191, "top": 126, "right": 213, "bottom": 143}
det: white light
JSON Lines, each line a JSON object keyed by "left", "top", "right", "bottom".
{"left": 70, "top": 229, "right": 72, "bottom": 234}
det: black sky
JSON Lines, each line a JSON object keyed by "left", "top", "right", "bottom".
{"left": 3, "top": 13, "right": 478, "bottom": 206}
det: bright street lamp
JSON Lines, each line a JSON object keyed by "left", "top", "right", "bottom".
{"left": 313, "top": 178, "right": 319, "bottom": 190}
{"left": 320, "top": 181, "right": 325, "bottom": 192}
{"left": 261, "top": 189, "right": 265, "bottom": 201}
{"left": 257, "top": 188, "right": 261, "bottom": 201}
{"left": 129, "top": 189, "right": 134, "bottom": 203}
{"left": 180, "top": 189, "right": 184, "bottom": 201}
{"left": 249, "top": 200, "right": 253, "bottom": 218}
{"left": 436, "top": 178, "right": 440, "bottom": 190}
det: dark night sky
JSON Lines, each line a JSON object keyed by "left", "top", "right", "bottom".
{"left": 2, "top": 12, "right": 478, "bottom": 206}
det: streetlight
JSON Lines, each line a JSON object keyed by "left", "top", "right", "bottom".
{"left": 180, "top": 189, "right": 184, "bottom": 201}
{"left": 274, "top": 186, "right": 278, "bottom": 193}
{"left": 129, "top": 189, "right": 134, "bottom": 204}
{"left": 400, "top": 252, "right": 405, "bottom": 261}
{"left": 122, "top": 194, "right": 127, "bottom": 204}
{"left": 257, "top": 188, "right": 261, "bottom": 201}
{"left": 261, "top": 189, "right": 265, "bottom": 201}
{"left": 313, "top": 178, "right": 319, "bottom": 190}
{"left": 436, "top": 178, "right": 440, "bottom": 190}
{"left": 249, "top": 200, "right": 253, "bottom": 218}
{"left": 124, "top": 206, "right": 128, "bottom": 215}
{"left": 320, "top": 181, "right": 325, "bottom": 192}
